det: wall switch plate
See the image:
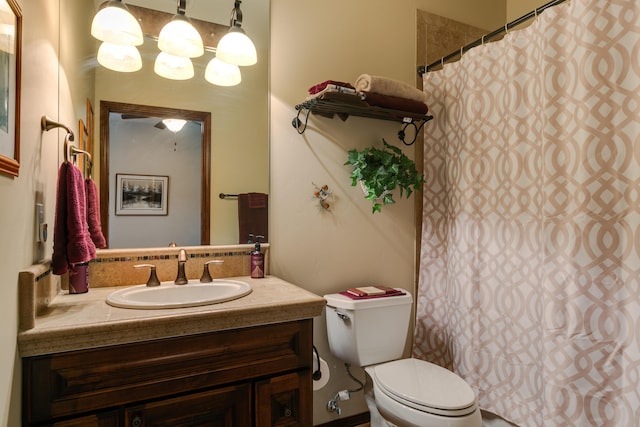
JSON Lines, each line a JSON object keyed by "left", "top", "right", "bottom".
{"left": 36, "top": 203, "right": 46, "bottom": 243}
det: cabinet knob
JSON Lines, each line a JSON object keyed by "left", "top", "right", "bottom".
{"left": 131, "top": 415, "right": 143, "bottom": 427}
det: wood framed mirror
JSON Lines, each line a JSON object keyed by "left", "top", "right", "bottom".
{"left": 100, "top": 101, "right": 211, "bottom": 248}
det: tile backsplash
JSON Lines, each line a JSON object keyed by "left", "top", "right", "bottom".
{"left": 88, "top": 244, "right": 270, "bottom": 288}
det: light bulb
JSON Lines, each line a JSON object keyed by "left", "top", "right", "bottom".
{"left": 205, "top": 58, "right": 241, "bottom": 86}
{"left": 97, "top": 42, "right": 142, "bottom": 72}
{"left": 215, "top": 27, "right": 257, "bottom": 66}
{"left": 91, "top": 1, "right": 143, "bottom": 46}
{"left": 162, "top": 119, "right": 187, "bottom": 133}
{"left": 157, "top": 15, "right": 204, "bottom": 58}
{"left": 154, "top": 52, "right": 194, "bottom": 80}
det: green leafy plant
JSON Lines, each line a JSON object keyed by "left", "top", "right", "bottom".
{"left": 345, "top": 139, "right": 425, "bottom": 213}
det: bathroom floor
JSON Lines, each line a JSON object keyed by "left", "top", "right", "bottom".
{"left": 353, "top": 410, "right": 518, "bottom": 427}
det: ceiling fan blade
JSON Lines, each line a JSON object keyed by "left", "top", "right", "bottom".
{"left": 121, "top": 114, "right": 148, "bottom": 120}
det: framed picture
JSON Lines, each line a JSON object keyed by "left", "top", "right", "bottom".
{"left": 78, "top": 119, "right": 89, "bottom": 176}
{"left": 0, "top": 0, "right": 21, "bottom": 177}
{"left": 115, "top": 174, "right": 169, "bottom": 216}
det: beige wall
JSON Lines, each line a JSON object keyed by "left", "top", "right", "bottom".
{"left": 270, "top": 0, "right": 504, "bottom": 422}
{"left": 507, "top": 0, "right": 550, "bottom": 20}
{"left": 0, "top": 0, "right": 507, "bottom": 425}
{"left": 0, "top": 1, "right": 61, "bottom": 424}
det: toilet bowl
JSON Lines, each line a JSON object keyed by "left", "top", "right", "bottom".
{"left": 366, "top": 358, "right": 481, "bottom": 427}
{"left": 324, "top": 290, "right": 481, "bottom": 427}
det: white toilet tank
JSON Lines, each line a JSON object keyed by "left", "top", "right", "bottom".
{"left": 324, "top": 291, "right": 413, "bottom": 367}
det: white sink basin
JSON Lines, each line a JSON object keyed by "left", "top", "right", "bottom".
{"left": 106, "top": 279, "right": 252, "bottom": 309}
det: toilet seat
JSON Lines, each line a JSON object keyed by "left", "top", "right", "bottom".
{"left": 370, "top": 358, "right": 478, "bottom": 417}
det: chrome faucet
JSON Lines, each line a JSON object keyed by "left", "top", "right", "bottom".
{"left": 175, "top": 249, "right": 188, "bottom": 285}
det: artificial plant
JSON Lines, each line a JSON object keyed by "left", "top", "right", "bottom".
{"left": 345, "top": 139, "right": 425, "bottom": 213}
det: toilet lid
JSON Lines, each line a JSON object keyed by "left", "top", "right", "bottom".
{"left": 373, "top": 358, "right": 477, "bottom": 414}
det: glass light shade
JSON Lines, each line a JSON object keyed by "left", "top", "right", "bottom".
{"left": 154, "top": 52, "right": 194, "bottom": 80}
{"left": 162, "top": 119, "right": 187, "bottom": 133}
{"left": 157, "top": 16, "right": 204, "bottom": 58}
{"left": 97, "top": 42, "right": 142, "bottom": 72}
{"left": 0, "top": 23, "right": 15, "bottom": 54}
{"left": 205, "top": 58, "right": 241, "bottom": 86}
{"left": 91, "top": 1, "right": 143, "bottom": 46}
{"left": 215, "top": 27, "right": 257, "bottom": 66}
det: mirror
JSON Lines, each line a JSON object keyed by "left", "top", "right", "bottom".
{"left": 100, "top": 101, "right": 211, "bottom": 248}
{"left": 59, "top": 0, "right": 270, "bottom": 248}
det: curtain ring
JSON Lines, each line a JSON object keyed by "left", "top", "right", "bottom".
{"left": 441, "top": 57, "right": 444, "bottom": 67}
{"left": 460, "top": 46, "right": 464, "bottom": 57}
{"left": 504, "top": 23, "right": 509, "bottom": 34}
{"left": 481, "top": 34, "right": 486, "bottom": 45}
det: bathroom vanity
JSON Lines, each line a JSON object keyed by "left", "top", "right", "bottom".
{"left": 18, "top": 269, "right": 325, "bottom": 427}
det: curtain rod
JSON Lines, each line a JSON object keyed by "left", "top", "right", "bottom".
{"left": 417, "top": 0, "right": 568, "bottom": 75}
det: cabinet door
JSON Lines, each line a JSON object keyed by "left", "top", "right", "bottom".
{"left": 124, "top": 384, "right": 251, "bottom": 427}
{"left": 255, "top": 371, "right": 311, "bottom": 427}
{"left": 48, "top": 411, "right": 119, "bottom": 427}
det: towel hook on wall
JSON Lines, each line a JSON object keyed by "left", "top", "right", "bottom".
{"left": 41, "top": 116, "right": 74, "bottom": 139}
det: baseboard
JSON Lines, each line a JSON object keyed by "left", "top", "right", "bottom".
{"left": 315, "top": 412, "right": 371, "bottom": 427}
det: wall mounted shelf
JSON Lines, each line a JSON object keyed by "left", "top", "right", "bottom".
{"left": 292, "top": 93, "right": 433, "bottom": 145}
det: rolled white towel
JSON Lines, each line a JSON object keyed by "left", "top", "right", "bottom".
{"left": 354, "top": 74, "right": 427, "bottom": 104}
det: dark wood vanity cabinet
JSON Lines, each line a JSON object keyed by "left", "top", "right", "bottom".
{"left": 23, "top": 320, "right": 313, "bottom": 427}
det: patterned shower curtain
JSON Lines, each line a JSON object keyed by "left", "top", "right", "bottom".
{"left": 414, "top": 0, "right": 640, "bottom": 426}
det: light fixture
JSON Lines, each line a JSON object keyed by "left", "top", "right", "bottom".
{"left": 157, "top": 0, "right": 203, "bottom": 58}
{"left": 97, "top": 42, "right": 142, "bottom": 72}
{"left": 205, "top": 58, "right": 241, "bottom": 86}
{"left": 162, "top": 119, "right": 187, "bottom": 133}
{"left": 154, "top": 52, "right": 194, "bottom": 80}
{"left": 0, "top": 23, "right": 15, "bottom": 54}
{"left": 215, "top": 0, "right": 257, "bottom": 66}
{"left": 91, "top": 0, "right": 143, "bottom": 46}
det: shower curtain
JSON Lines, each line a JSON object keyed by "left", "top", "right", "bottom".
{"left": 414, "top": 0, "right": 640, "bottom": 426}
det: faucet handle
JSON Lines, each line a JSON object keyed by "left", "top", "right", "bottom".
{"left": 134, "top": 264, "right": 161, "bottom": 287}
{"left": 201, "top": 260, "right": 224, "bottom": 283}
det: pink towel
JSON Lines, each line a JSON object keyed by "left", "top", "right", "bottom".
{"left": 85, "top": 177, "right": 106, "bottom": 248}
{"left": 52, "top": 163, "right": 96, "bottom": 275}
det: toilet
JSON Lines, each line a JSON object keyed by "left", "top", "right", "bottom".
{"left": 324, "top": 290, "right": 482, "bottom": 427}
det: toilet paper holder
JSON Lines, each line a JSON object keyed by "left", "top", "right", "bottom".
{"left": 312, "top": 346, "right": 322, "bottom": 381}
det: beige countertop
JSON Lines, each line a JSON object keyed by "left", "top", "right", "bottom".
{"left": 18, "top": 276, "right": 326, "bottom": 357}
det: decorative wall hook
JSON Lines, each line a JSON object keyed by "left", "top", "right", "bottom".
{"left": 313, "top": 183, "right": 333, "bottom": 211}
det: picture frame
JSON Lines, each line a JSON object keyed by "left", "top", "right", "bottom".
{"left": 78, "top": 118, "right": 89, "bottom": 176}
{"left": 115, "top": 174, "right": 169, "bottom": 216}
{"left": 0, "top": 0, "right": 21, "bottom": 177}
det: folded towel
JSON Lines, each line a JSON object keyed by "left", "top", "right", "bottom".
{"left": 354, "top": 74, "right": 428, "bottom": 104}
{"left": 307, "top": 84, "right": 357, "bottom": 99}
{"left": 52, "top": 163, "right": 96, "bottom": 275}
{"left": 238, "top": 193, "right": 268, "bottom": 243}
{"left": 308, "top": 80, "right": 354, "bottom": 95}
{"left": 85, "top": 177, "right": 107, "bottom": 248}
{"left": 339, "top": 286, "right": 406, "bottom": 300}
{"left": 361, "top": 91, "right": 429, "bottom": 115}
